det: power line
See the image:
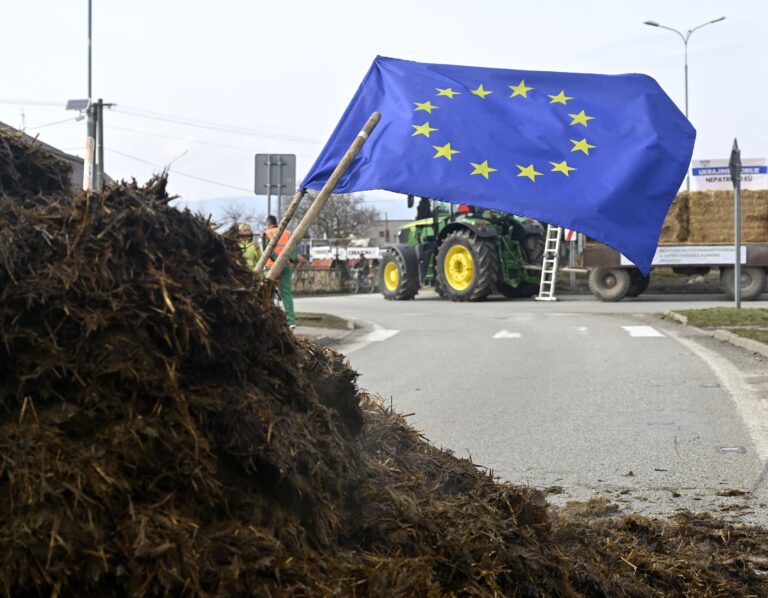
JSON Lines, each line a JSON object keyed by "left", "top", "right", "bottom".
{"left": 114, "top": 106, "right": 321, "bottom": 144}
{"left": 106, "top": 124, "right": 318, "bottom": 160}
{"left": 107, "top": 124, "right": 257, "bottom": 151}
{"left": 107, "top": 147, "right": 253, "bottom": 193}
{"left": 25, "top": 117, "right": 81, "bottom": 131}
{"left": 0, "top": 99, "right": 63, "bottom": 107}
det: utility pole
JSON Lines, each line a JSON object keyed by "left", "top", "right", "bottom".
{"left": 84, "top": 0, "right": 96, "bottom": 190}
{"left": 94, "top": 99, "right": 115, "bottom": 190}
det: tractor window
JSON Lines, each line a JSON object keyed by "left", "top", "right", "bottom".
{"left": 398, "top": 229, "right": 409, "bottom": 244}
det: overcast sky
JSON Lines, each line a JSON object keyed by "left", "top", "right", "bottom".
{"left": 1, "top": 1, "right": 765, "bottom": 219}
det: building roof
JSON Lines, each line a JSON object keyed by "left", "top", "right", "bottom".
{"left": 0, "top": 121, "right": 85, "bottom": 190}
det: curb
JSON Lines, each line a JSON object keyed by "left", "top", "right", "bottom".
{"left": 664, "top": 311, "right": 768, "bottom": 359}
{"left": 295, "top": 318, "right": 356, "bottom": 348}
{"left": 713, "top": 329, "right": 768, "bottom": 359}
{"left": 664, "top": 311, "right": 688, "bottom": 325}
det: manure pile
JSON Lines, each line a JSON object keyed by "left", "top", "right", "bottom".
{"left": 1, "top": 129, "right": 767, "bottom": 597}
{"left": 660, "top": 190, "right": 768, "bottom": 244}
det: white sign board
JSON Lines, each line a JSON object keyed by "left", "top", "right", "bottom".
{"left": 620, "top": 245, "right": 747, "bottom": 267}
{"left": 691, "top": 158, "right": 767, "bottom": 191}
{"left": 309, "top": 246, "right": 381, "bottom": 261}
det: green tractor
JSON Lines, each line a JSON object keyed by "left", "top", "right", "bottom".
{"left": 379, "top": 198, "right": 545, "bottom": 301}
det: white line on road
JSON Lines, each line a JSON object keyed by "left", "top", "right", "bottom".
{"left": 493, "top": 330, "right": 521, "bottom": 339}
{"left": 361, "top": 329, "right": 399, "bottom": 342}
{"left": 663, "top": 326, "right": 768, "bottom": 464}
{"left": 622, "top": 325, "right": 665, "bottom": 337}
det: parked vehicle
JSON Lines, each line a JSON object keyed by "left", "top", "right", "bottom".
{"left": 379, "top": 200, "right": 544, "bottom": 301}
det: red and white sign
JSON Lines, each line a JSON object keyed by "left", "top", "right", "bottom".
{"left": 563, "top": 228, "right": 577, "bottom": 242}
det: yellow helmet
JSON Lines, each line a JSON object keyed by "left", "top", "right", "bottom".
{"left": 237, "top": 223, "right": 253, "bottom": 237}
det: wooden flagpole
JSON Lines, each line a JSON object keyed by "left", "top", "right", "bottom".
{"left": 254, "top": 189, "right": 306, "bottom": 275}
{"left": 265, "top": 111, "right": 381, "bottom": 283}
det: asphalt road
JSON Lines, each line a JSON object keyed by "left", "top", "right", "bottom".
{"left": 295, "top": 291, "right": 768, "bottom": 523}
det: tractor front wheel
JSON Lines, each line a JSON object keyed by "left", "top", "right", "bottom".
{"left": 379, "top": 250, "right": 419, "bottom": 300}
{"left": 437, "top": 230, "right": 498, "bottom": 301}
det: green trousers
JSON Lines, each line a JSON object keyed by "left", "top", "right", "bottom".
{"left": 278, "top": 268, "right": 296, "bottom": 326}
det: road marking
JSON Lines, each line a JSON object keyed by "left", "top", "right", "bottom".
{"left": 361, "top": 329, "right": 399, "bottom": 342}
{"left": 664, "top": 326, "right": 768, "bottom": 464}
{"left": 576, "top": 326, "right": 588, "bottom": 333}
{"left": 622, "top": 325, "right": 664, "bottom": 337}
{"left": 493, "top": 330, "right": 521, "bottom": 339}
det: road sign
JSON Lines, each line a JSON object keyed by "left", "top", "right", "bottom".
{"left": 563, "top": 228, "right": 577, "bottom": 242}
{"left": 690, "top": 157, "right": 766, "bottom": 191}
{"left": 254, "top": 154, "right": 296, "bottom": 196}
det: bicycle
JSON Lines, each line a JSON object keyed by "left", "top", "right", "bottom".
{"left": 347, "top": 267, "right": 375, "bottom": 294}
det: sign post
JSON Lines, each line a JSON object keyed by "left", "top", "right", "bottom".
{"left": 729, "top": 139, "right": 742, "bottom": 309}
{"left": 254, "top": 154, "right": 296, "bottom": 217}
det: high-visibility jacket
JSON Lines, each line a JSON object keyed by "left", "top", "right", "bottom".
{"left": 262, "top": 226, "right": 291, "bottom": 267}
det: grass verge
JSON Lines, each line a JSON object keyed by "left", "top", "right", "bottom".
{"left": 733, "top": 329, "right": 768, "bottom": 345}
{"left": 674, "top": 307, "right": 768, "bottom": 327}
{"left": 296, "top": 312, "right": 350, "bottom": 329}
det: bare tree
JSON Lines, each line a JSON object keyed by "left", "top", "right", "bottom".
{"left": 293, "top": 191, "right": 380, "bottom": 239}
{"left": 219, "top": 201, "right": 263, "bottom": 231}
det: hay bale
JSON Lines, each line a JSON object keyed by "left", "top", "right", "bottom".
{"left": 660, "top": 190, "right": 768, "bottom": 244}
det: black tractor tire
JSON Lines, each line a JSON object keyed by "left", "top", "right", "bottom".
{"left": 379, "top": 250, "right": 419, "bottom": 301}
{"left": 437, "top": 229, "right": 499, "bottom": 301}
{"left": 627, "top": 268, "right": 650, "bottom": 297}
{"left": 588, "top": 267, "right": 631, "bottom": 302}
{"left": 522, "top": 234, "right": 545, "bottom": 266}
{"left": 498, "top": 281, "right": 539, "bottom": 298}
{"left": 720, "top": 267, "right": 767, "bottom": 301}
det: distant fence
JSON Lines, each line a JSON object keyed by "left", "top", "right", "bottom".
{"left": 293, "top": 267, "right": 344, "bottom": 295}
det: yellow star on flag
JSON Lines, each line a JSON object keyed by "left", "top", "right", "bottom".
{"left": 415, "top": 100, "right": 439, "bottom": 114}
{"left": 516, "top": 164, "right": 543, "bottom": 182}
{"left": 570, "top": 138, "right": 596, "bottom": 155}
{"left": 436, "top": 87, "right": 461, "bottom": 99}
{"left": 509, "top": 80, "right": 533, "bottom": 98}
{"left": 433, "top": 142, "right": 460, "bottom": 161}
{"left": 550, "top": 161, "right": 577, "bottom": 176}
{"left": 568, "top": 110, "right": 594, "bottom": 127}
{"left": 412, "top": 122, "right": 438, "bottom": 138}
{"left": 470, "top": 160, "right": 497, "bottom": 179}
{"left": 548, "top": 90, "right": 573, "bottom": 105}
{"left": 470, "top": 84, "right": 492, "bottom": 98}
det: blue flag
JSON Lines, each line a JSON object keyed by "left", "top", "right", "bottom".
{"left": 302, "top": 56, "right": 695, "bottom": 273}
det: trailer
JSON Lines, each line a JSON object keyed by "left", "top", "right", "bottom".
{"left": 583, "top": 242, "right": 768, "bottom": 301}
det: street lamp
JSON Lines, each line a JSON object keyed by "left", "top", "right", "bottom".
{"left": 644, "top": 16, "right": 726, "bottom": 191}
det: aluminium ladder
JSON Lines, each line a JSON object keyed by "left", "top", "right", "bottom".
{"left": 536, "top": 225, "right": 562, "bottom": 301}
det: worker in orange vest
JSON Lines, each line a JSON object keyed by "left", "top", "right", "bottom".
{"left": 262, "top": 215, "right": 298, "bottom": 328}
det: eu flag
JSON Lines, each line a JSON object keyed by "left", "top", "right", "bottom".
{"left": 301, "top": 56, "right": 695, "bottom": 273}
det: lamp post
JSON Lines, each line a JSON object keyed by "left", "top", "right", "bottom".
{"left": 643, "top": 16, "right": 726, "bottom": 191}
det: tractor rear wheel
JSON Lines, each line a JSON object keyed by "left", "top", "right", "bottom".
{"left": 522, "top": 234, "right": 545, "bottom": 266}
{"left": 498, "top": 281, "right": 539, "bottom": 298}
{"left": 379, "top": 250, "right": 419, "bottom": 300}
{"left": 437, "top": 230, "right": 498, "bottom": 301}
